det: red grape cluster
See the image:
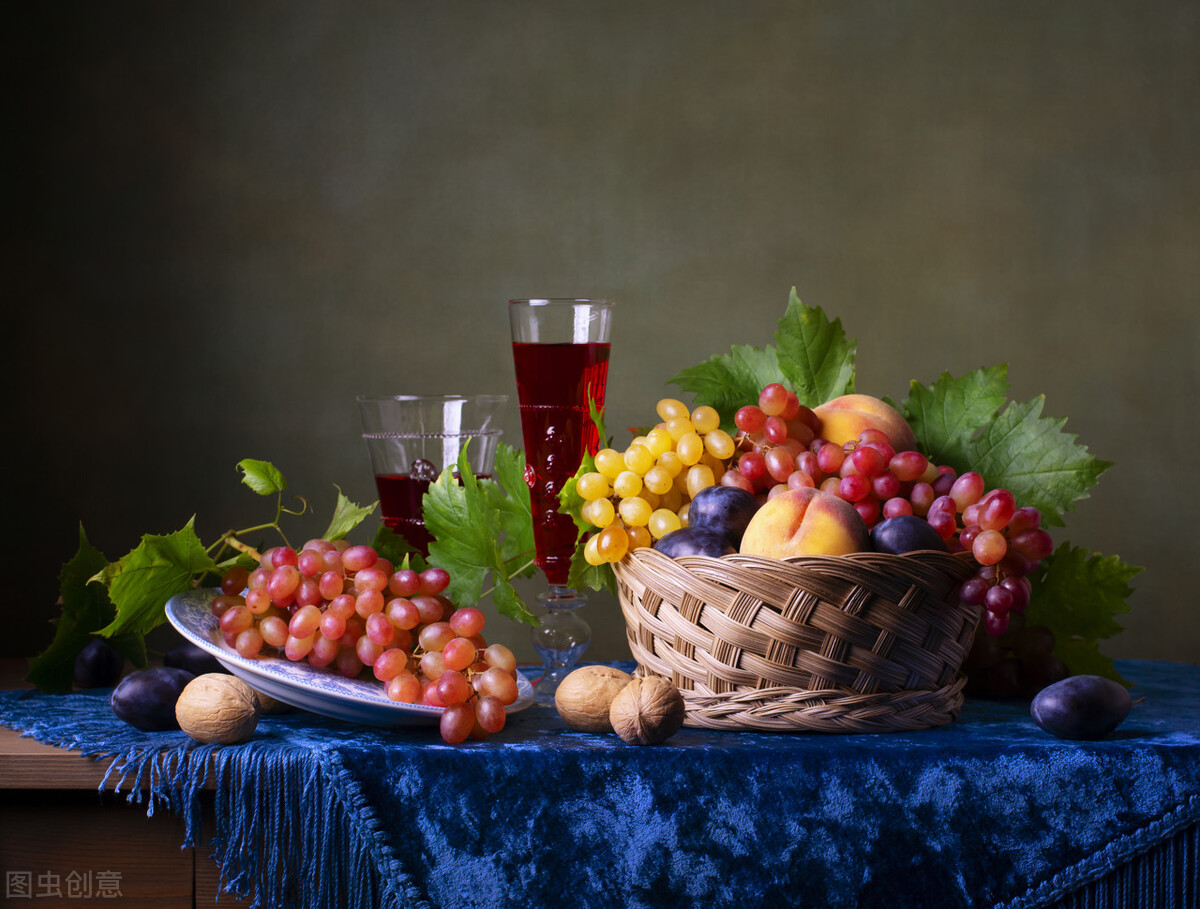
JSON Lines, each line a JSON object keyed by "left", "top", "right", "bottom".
{"left": 211, "top": 539, "right": 520, "bottom": 744}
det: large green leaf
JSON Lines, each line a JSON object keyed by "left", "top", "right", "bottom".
{"left": 774, "top": 288, "right": 857, "bottom": 406}
{"left": 903, "top": 366, "right": 1010, "bottom": 467}
{"left": 424, "top": 446, "right": 539, "bottom": 625}
{"left": 96, "top": 518, "right": 220, "bottom": 639}
{"left": 1026, "top": 543, "right": 1142, "bottom": 685}
{"left": 965, "top": 397, "right": 1113, "bottom": 528}
{"left": 26, "top": 527, "right": 143, "bottom": 693}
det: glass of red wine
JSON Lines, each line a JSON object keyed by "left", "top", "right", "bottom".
{"left": 357, "top": 394, "right": 507, "bottom": 556}
{"left": 508, "top": 298, "right": 613, "bottom": 702}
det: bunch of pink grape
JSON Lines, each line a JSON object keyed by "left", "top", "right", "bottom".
{"left": 723, "top": 383, "right": 1055, "bottom": 638}
{"left": 209, "top": 539, "right": 520, "bottom": 745}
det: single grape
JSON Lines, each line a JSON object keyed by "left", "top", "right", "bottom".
{"left": 978, "top": 489, "right": 1017, "bottom": 531}
{"left": 385, "top": 574, "right": 418, "bottom": 604}
{"left": 440, "top": 703, "right": 476, "bottom": 744}
{"left": 888, "top": 450, "right": 928, "bottom": 483}
{"left": 759, "top": 383, "right": 789, "bottom": 416}
{"left": 476, "top": 667, "right": 520, "bottom": 705}
{"left": 656, "top": 398, "right": 690, "bottom": 421}
{"left": 437, "top": 670, "right": 473, "bottom": 705}
{"left": 387, "top": 670, "right": 422, "bottom": 703}
{"left": 474, "top": 695, "right": 507, "bottom": 734}
{"left": 268, "top": 565, "right": 300, "bottom": 602}
{"left": 972, "top": 529, "right": 1008, "bottom": 566}
{"left": 220, "top": 566, "right": 251, "bottom": 596}
{"left": 341, "top": 544, "right": 378, "bottom": 573}
{"left": 418, "top": 621, "right": 455, "bottom": 652}
{"left": 442, "top": 637, "right": 478, "bottom": 672}
{"left": 484, "top": 643, "right": 517, "bottom": 673}
{"left": 734, "top": 405, "right": 767, "bottom": 433}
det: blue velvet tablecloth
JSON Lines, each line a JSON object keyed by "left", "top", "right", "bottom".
{"left": 2, "top": 659, "right": 1199, "bottom": 909}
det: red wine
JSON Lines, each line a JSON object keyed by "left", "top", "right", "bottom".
{"left": 374, "top": 472, "right": 490, "bottom": 557}
{"left": 512, "top": 341, "right": 611, "bottom": 586}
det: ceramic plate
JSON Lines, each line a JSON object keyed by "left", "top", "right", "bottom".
{"left": 164, "top": 587, "right": 534, "bottom": 726}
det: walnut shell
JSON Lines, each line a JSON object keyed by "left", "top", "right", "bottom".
{"left": 554, "top": 665, "right": 634, "bottom": 732}
{"left": 175, "top": 673, "right": 261, "bottom": 745}
{"left": 609, "top": 676, "right": 686, "bottom": 745}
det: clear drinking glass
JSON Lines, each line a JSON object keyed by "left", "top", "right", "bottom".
{"left": 508, "top": 299, "right": 613, "bottom": 702}
{"left": 357, "top": 394, "right": 507, "bottom": 556}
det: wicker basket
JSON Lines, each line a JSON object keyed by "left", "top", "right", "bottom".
{"left": 613, "top": 546, "right": 982, "bottom": 733}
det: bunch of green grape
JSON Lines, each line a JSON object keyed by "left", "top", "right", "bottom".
{"left": 578, "top": 397, "right": 736, "bottom": 566}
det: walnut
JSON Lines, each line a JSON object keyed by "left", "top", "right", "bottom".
{"left": 554, "top": 665, "right": 634, "bottom": 732}
{"left": 609, "top": 676, "right": 686, "bottom": 745}
{"left": 175, "top": 673, "right": 261, "bottom": 745}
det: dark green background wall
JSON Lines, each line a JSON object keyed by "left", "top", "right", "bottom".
{"left": 8, "top": 2, "right": 1198, "bottom": 668}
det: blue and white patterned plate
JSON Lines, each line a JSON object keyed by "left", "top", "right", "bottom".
{"left": 164, "top": 587, "right": 534, "bottom": 726}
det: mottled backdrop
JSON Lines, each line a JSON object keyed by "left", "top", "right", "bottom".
{"left": 7, "top": 2, "right": 1198, "bottom": 668}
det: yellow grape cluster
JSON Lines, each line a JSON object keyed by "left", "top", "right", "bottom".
{"left": 579, "top": 397, "right": 735, "bottom": 566}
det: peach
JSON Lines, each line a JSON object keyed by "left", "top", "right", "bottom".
{"left": 812, "top": 393, "right": 917, "bottom": 452}
{"left": 739, "top": 487, "right": 869, "bottom": 558}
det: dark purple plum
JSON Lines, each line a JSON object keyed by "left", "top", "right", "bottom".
{"left": 163, "top": 640, "right": 228, "bottom": 677}
{"left": 686, "top": 486, "right": 760, "bottom": 547}
{"left": 653, "top": 527, "right": 736, "bottom": 559}
{"left": 73, "top": 637, "right": 125, "bottom": 689}
{"left": 110, "top": 667, "right": 196, "bottom": 731}
{"left": 1030, "top": 674, "right": 1132, "bottom": 740}
{"left": 869, "top": 515, "right": 947, "bottom": 555}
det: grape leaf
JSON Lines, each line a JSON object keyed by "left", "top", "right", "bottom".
{"left": 567, "top": 544, "right": 617, "bottom": 597}
{"left": 667, "top": 344, "right": 782, "bottom": 430}
{"left": 774, "top": 288, "right": 857, "bottom": 406}
{"left": 903, "top": 366, "right": 1011, "bottom": 467}
{"left": 486, "top": 443, "right": 537, "bottom": 578}
{"left": 1026, "top": 543, "right": 1142, "bottom": 685}
{"left": 904, "top": 367, "right": 1112, "bottom": 527}
{"left": 237, "top": 459, "right": 287, "bottom": 496}
{"left": 424, "top": 446, "right": 539, "bottom": 625}
{"left": 26, "top": 526, "right": 147, "bottom": 693}
{"left": 321, "top": 486, "right": 377, "bottom": 541}
{"left": 95, "top": 518, "right": 220, "bottom": 639}
{"left": 964, "top": 397, "right": 1113, "bottom": 528}
{"left": 370, "top": 524, "right": 428, "bottom": 573}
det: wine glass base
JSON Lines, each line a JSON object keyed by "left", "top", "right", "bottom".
{"left": 531, "top": 586, "right": 591, "bottom": 705}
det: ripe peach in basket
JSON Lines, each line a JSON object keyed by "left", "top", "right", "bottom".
{"left": 812, "top": 393, "right": 917, "bottom": 452}
{"left": 739, "top": 487, "right": 869, "bottom": 558}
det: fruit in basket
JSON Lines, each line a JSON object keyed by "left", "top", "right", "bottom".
{"left": 653, "top": 526, "right": 737, "bottom": 558}
{"left": 685, "top": 485, "right": 760, "bottom": 548}
{"left": 175, "top": 673, "right": 262, "bottom": 744}
{"left": 111, "top": 666, "right": 196, "bottom": 731}
{"left": 869, "top": 515, "right": 947, "bottom": 555}
{"left": 1030, "top": 674, "right": 1132, "bottom": 740}
{"left": 554, "top": 664, "right": 634, "bottom": 732}
{"left": 609, "top": 676, "right": 686, "bottom": 745}
{"left": 739, "top": 487, "right": 869, "bottom": 558}
{"left": 812, "top": 393, "right": 918, "bottom": 452}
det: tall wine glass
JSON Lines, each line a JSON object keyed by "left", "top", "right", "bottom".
{"left": 509, "top": 299, "right": 613, "bottom": 703}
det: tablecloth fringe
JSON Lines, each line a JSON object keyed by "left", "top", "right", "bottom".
{"left": 997, "top": 794, "right": 1200, "bottom": 909}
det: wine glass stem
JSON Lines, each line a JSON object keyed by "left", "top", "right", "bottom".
{"left": 531, "top": 585, "right": 590, "bottom": 704}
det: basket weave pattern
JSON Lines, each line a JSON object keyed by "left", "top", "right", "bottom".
{"left": 613, "top": 547, "right": 982, "bottom": 733}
